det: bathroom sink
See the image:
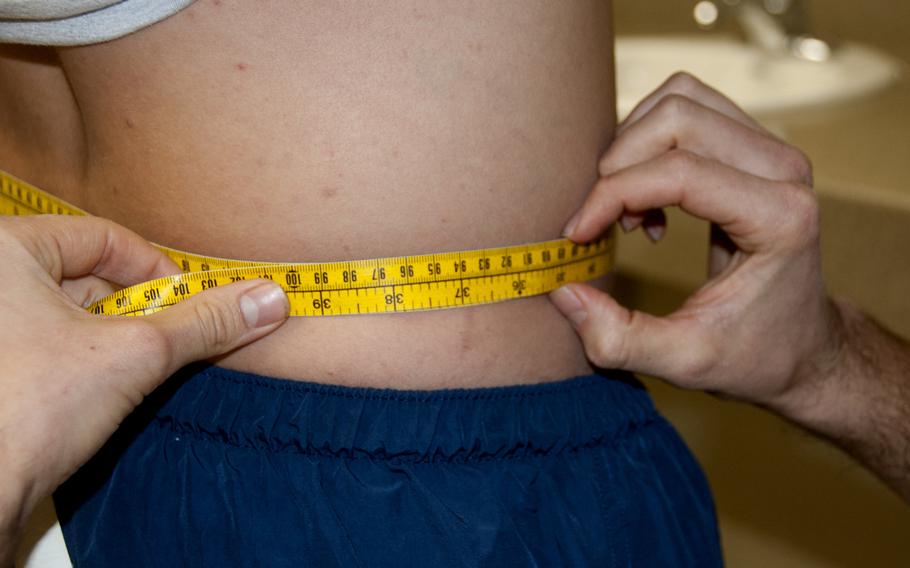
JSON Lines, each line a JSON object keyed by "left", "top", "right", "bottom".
{"left": 616, "top": 35, "right": 903, "bottom": 119}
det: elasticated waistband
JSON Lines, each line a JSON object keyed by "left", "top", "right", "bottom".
{"left": 149, "top": 364, "right": 658, "bottom": 463}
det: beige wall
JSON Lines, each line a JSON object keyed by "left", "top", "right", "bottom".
{"left": 617, "top": 0, "right": 910, "bottom": 64}
{"left": 614, "top": 1, "right": 910, "bottom": 566}
{"left": 810, "top": 1, "right": 910, "bottom": 64}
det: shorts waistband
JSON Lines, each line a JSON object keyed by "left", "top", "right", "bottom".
{"left": 148, "top": 364, "right": 658, "bottom": 463}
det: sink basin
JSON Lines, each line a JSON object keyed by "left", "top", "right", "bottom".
{"left": 616, "top": 35, "right": 903, "bottom": 119}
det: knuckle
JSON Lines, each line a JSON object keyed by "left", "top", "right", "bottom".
{"left": 665, "top": 71, "right": 703, "bottom": 95}
{"left": 778, "top": 183, "right": 820, "bottom": 246}
{"left": 192, "top": 299, "right": 243, "bottom": 353}
{"left": 653, "top": 93, "right": 693, "bottom": 126}
{"left": 612, "top": 310, "right": 640, "bottom": 370}
{"left": 662, "top": 148, "right": 699, "bottom": 180}
{"left": 584, "top": 332, "right": 618, "bottom": 369}
{"left": 582, "top": 307, "right": 633, "bottom": 370}
{"left": 581, "top": 325, "right": 609, "bottom": 366}
{"left": 780, "top": 145, "right": 814, "bottom": 185}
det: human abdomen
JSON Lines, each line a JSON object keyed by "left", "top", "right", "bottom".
{"left": 3, "top": 1, "right": 616, "bottom": 388}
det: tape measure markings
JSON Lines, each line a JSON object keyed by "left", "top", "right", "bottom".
{"left": 1, "top": 169, "right": 614, "bottom": 317}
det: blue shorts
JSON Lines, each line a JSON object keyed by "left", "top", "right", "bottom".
{"left": 54, "top": 364, "right": 722, "bottom": 567}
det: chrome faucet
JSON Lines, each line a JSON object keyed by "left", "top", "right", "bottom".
{"left": 693, "top": 0, "right": 832, "bottom": 62}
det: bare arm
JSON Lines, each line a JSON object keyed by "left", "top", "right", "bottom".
{"left": 782, "top": 299, "right": 910, "bottom": 500}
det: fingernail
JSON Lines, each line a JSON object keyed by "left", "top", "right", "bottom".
{"left": 562, "top": 210, "right": 583, "bottom": 238}
{"left": 645, "top": 224, "right": 665, "bottom": 243}
{"left": 549, "top": 286, "right": 588, "bottom": 327}
{"left": 240, "top": 283, "right": 289, "bottom": 327}
{"left": 620, "top": 215, "right": 635, "bottom": 233}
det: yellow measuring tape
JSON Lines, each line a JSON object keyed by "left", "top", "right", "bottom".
{"left": 0, "top": 169, "right": 614, "bottom": 317}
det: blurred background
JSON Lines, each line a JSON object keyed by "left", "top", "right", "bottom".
{"left": 612, "top": 1, "right": 910, "bottom": 566}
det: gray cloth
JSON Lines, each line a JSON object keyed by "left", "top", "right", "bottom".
{"left": 0, "top": 0, "right": 196, "bottom": 45}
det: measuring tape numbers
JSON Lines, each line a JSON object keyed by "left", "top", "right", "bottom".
{"left": 0, "top": 169, "right": 614, "bottom": 317}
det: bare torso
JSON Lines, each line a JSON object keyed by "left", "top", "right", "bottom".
{"left": 0, "top": 1, "right": 616, "bottom": 388}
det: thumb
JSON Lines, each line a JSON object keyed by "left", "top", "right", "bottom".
{"left": 550, "top": 283, "right": 712, "bottom": 386}
{"left": 144, "top": 279, "right": 289, "bottom": 372}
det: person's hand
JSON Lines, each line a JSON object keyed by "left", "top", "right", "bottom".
{"left": 550, "top": 72, "right": 841, "bottom": 414}
{"left": 0, "top": 215, "right": 289, "bottom": 552}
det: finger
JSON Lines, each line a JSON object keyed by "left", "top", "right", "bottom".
{"left": 708, "top": 223, "right": 738, "bottom": 278}
{"left": 61, "top": 275, "right": 120, "bottom": 308}
{"left": 604, "top": 94, "right": 812, "bottom": 185}
{"left": 641, "top": 209, "right": 666, "bottom": 243}
{"left": 549, "top": 283, "right": 714, "bottom": 385}
{"left": 140, "top": 279, "right": 289, "bottom": 376}
{"left": 618, "top": 71, "right": 769, "bottom": 137}
{"left": 564, "top": 149, "right": 816, "bottom": 253}
{"left": 618, "top": 210, "right": 665, "bottom": 235}
{"left": 619, "top": 212, "right": 645, "bottom": 232}
{"left": 6, "top": 215, "right": 179, "bottom": 285}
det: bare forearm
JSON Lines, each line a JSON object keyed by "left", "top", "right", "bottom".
{"left": 777, "top": 298, "right": 910, "bottom": 501}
